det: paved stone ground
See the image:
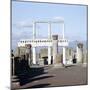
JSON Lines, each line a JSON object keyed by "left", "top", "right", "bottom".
{"left": 12, "top": 64, "right": 87, "bottom": 89}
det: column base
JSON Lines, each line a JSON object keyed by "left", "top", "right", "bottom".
{"left": 11, "top": 75, "right": 20, "bottom": 88}
{"left": 53, "top": 63, "right": 63, "bottom": 68}
{"left": 83, "top": 63, "right": 87, "bottom": 67}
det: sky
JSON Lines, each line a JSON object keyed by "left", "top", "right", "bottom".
{"left": 12, "top": 1, "right": 87, "bottom": 49}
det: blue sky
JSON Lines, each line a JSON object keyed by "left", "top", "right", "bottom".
{"left": 12, "top": 1, "right": 87, "bottom": 49}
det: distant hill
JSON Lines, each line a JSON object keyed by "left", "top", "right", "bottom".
{"left": 69, "top": 40, "right": 87, "bottom": 50}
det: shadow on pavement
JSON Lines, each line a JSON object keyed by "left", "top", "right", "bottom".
{"left": 13, "top": 56, "right": 51, "bottom": 87}
{"left": 29, "top": 75, "right": 54, "bottom": 82}
{"left": 18, "top": 69, "right": 49, "bottom": 86}
{"left": 63, "top": 64, "right": 76, "bottom": 68}
{"left": 27, "top": 83, "right": 50, "bottom": 88}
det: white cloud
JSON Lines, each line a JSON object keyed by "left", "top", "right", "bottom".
{"left": 53, "top": 16, "right": 64, "bottom": 21}
{"left": 13, "top": 21, "right": 41, "bottom": 30}
{"left": 12, "top": 22, "right": 33, "bottom": 49}
{"left": 13, "top": 21, "right": 33, "bottom": 29}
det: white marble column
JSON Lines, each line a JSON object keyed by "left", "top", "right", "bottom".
{"left": 48, "top": 22, "right": 51, "bottom": 64}
{"left": 33, "top": 21, "right": 36, "bottom": 39}
{"left": 62, "top": 23, "right": 65, "bottom": 39}
{"left": 63, "top": 47, "right": 66, "bottom": 65}
{"left": 48, "top": 22, "right": 51, "bottom": 38}
{"left": 32, "top": 21, "right": 36, "bottom": 64}
{"left": 52, "top": 35, "right": 58, "bottom": 64}
{"left": 62, "top": 23, "right": 66, "bottom": 65}
{"left": 32, "top": 47, "right": 36, "bottom": 64}
{"left": 48, "top": 46, "right": 51, "bottom": 65}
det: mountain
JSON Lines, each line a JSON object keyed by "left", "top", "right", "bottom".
{"left": 69, "top": 40, "right": 87, "bottom": 50}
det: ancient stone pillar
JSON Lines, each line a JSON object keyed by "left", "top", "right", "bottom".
{"left": 25, "top": 44, "right": 32, "bottom": 66}
{"left": 32, "top": 47, "right": 36, "bottom": 64}
{"left": 52, "top": 35, "right": 58, "bottom": 64}
{"left": 76, "top": 43, "right": 83, "bottom": 63}
{"left": 48, "top": 46, "right": 51, "bottom": 65}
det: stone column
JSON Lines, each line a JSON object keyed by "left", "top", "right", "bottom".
{"left": 32, "top": 21, "right": 36, "bottom": 64}
{"left": 48, "top": 22, "right": 51, "bottom": 65}
{"left": 83, "top": 49, "right": 87, "bottom": 64}
{"left": 48, "top": 46, "right": 51, "bottom": 65}
{"left": 32, "top": 47, "right": 36, "bottom": 64}
{"left": 33, "top": 21, "right": 36, "bottom": 39}
{"left": 11, "top": 51, "right": 20, "bottom": 87}
{"left": 52, "top": 35, "right": 58, "bottom": 64}
{"left": 48, "top": 22, "right": 51, "bottom": 38}
{"left": 63, "top": 47, "right": 66, "bottom": 65}
{"left": 62, "top": 23, "right": 66, "bottom": 65}
{"left": 12, "top": 56, "right": 15, "bottom": 76}
{"left": 76, "top": 43, "right": 83, "bottom": 63}
{"left": 62, "top": 23, "right": 65, "bottom": 39}
{"left": 11, "top": 50, "right": 15, "bottom": 76}
{"left": 25, "top": 44, "right": 32, "bottom": 66}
